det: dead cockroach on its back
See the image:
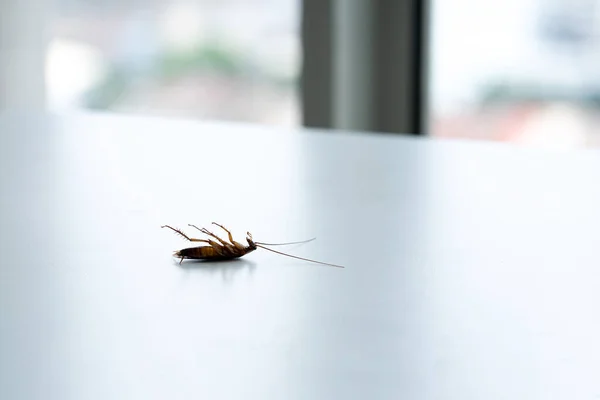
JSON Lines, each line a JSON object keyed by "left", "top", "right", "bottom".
{"left": 161, "top": 222, "right": 344, "bottom": 268}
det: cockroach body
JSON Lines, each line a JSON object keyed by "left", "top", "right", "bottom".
{"left": 161, "top": 222, "right": 343, "bottom": 268}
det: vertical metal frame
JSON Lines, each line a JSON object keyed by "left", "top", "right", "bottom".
{"left": 301, "top": 0, "right": 427, "bottom": 135}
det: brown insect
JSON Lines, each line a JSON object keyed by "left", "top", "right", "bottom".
{"left": 161, "top": 222, "right": 344, "bottom": 268}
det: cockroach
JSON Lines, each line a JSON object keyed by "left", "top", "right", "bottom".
{"left": 161, "top": 222, "right": 344, "bottom": 268}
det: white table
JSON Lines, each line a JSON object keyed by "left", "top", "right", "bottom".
{"left": 2, "top": 112, "right": 600, "bottom": 399}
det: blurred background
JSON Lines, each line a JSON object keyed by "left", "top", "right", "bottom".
{"left": 2, "top": 0, "right": 600, "bottom": 148}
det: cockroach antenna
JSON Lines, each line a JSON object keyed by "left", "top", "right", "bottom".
{"left": 254, "top": 242, "right": 343, "bottom": 268}
{"left": 254, "top": 237, "right": 316, "bottom": 246}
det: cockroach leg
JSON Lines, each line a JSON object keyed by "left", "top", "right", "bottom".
{"left": 212, "top": 222, "right": 246, "bottom": 250}
{"left": 212, "top": 222, "right": 234, "bottom": 241}
{"left": 188, "top": 224, "right": 230, "bottom": 247}
{"left": 161, "top": 225, "right": 210, "bottom": 243}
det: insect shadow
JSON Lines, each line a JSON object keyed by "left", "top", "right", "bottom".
{"left": 173, "top": 257, "right": 257, "bottom": 282}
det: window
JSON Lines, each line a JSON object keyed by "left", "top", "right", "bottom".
{"left": 428, "top": 0, "right": 600, "bottom": 148}
{"left": 47, "top": 0, "right": 301, "bottom": 127}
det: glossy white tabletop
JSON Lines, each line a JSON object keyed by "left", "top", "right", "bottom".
{"left": 1, "top": 112, "right": 600, "bottom": 399}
